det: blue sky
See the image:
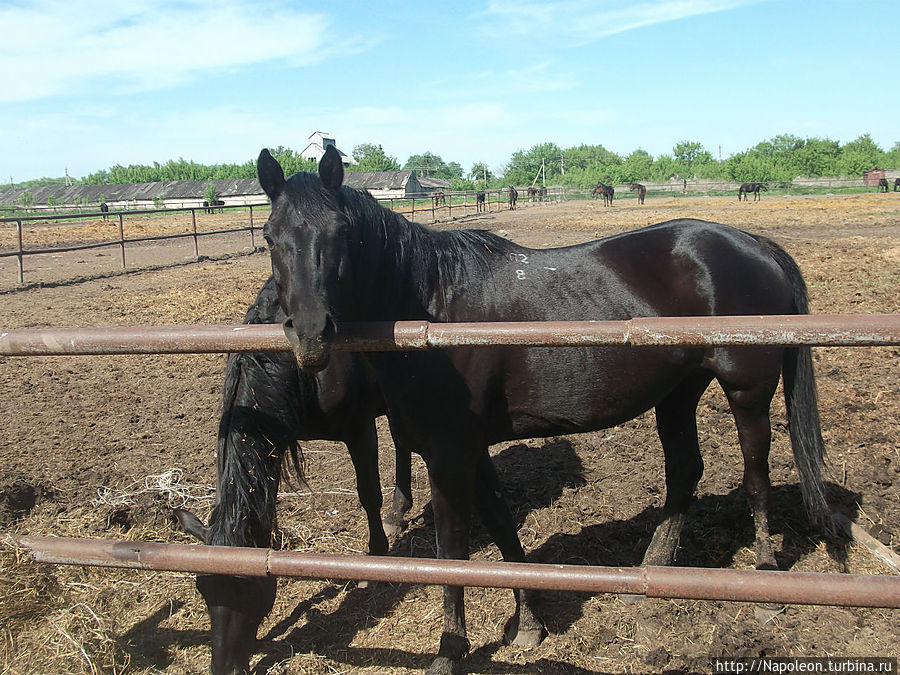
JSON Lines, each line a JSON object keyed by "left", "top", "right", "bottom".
{"left": 1, "top": 0, "right": 897, "bottom": 182}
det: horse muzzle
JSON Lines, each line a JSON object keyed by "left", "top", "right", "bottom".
{"left": 282, "top": 317, "right": 332, "bottom": 371}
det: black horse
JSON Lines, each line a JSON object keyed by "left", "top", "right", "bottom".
{"left": 475, "top": 190, "right": 486, "bottom": 212}
{"left": 508, "top": 186, "right": 518, "bottom": 210}
{"left": 175, "top": 276, "right": 413, "bottom": 675}
{"left": 99, "top": 202, "right": 109, "bottom": 221}
{"left": 259, "top": 145, "right": 831, "bottom": 675}
{"left": 630, "top": 182, "right": 646, "bottom": 204}
{"left": 878, "top": 178, "right": 890, "bottom": 193}
{"left": 432, "top": 191, "right": 446, "bottom": 207}
{"left": 592, "top": 181, "right": 614, "bottom": 206}
{"left": 739, "top": 182, "right": 767, "bottom": 201}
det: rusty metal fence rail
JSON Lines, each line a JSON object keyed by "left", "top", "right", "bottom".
{"left": 3, "top": 313, "right": 900, "bottom": 609}
{"left": 4, "top": 534, "right": 899, "bottom": 608}
{"left": 2, "top": 314, "right": 900, "bottom": 356}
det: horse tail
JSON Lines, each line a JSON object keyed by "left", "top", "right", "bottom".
{"left": 207, "top": 279, "right": 306, "bottom": 548}
{"left": 757, "top": 237, "right": 833, "bottom": 534}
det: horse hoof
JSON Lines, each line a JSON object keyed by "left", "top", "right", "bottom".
{"left": 383, "top": 520, "right": 403, "bottom": 540}
{"left": 754, "top": 602, "right": 785, "bottom": 624}
{"left": 426, "top": 656, "right": 457, "bottom": 675}
{"left": 512, "top": 628, "right": 544, "bottom": 649}
{"left": 617, "top": 592, "right": 644, "bottom": 605}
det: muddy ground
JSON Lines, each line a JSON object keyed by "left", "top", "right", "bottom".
{"left": 1, "top": 193, "right": 899, "bottom": 674}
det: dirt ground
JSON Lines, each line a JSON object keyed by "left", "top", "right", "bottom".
{"left": 1, "top": 193, "right": 899, "bottom": 674}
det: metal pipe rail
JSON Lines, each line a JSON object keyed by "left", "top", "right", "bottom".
{"left": 1, "top": 314, "right": 900, "bottom": 356}
{"left": 3, "top": 534, "right": 898, "bottom": 609}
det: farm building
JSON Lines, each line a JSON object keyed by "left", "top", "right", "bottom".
{"left": 0, "top": 179, "right": 264, "bottom": 211}
{"left": 418, "top": 176, "right": 452, "bottom": 193}
{"left": 343, "top": 170, "right": 425, "bottom": 199}
{"left": 300, "top": 131, "right": 354, "bottom": 166}
{"left": 862, "top": 167, "right": 886, "bottom": 187}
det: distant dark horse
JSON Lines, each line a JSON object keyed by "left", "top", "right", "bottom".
{"left": 100, "top": 202, "right": 109, "bottom": 221}
{"left": 508, "top": 186, "right": 518, "bottom": 210}
{"left": 630, "top": 183, "right": 646, "bottom": 204}
{"left": 259, "top": 146, "right": 831, "bottom": 675}
{"left": 175, "top": 276, "right": 413, "bottom": 675}
{"left": 878, "top": 178, "right": 890, "bottom": 193}
{"left": 526, "top": 186, "right": 537, "bottom": 201}
{"left": 739, "top": 182, "right": 767, "bottom": 201}
{"left": 475, "top": 190, "right": 486, "bottom": 212}
{"left": 592, "top": 181, "right": 614, "bottom": 206}
{"left": 432, "top": 191, "right": 446, "bottom": 207}
{"left": 895, "top": 178, "right": 900, "bottom": 192}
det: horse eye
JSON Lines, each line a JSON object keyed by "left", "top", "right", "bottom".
{"left": 263, "top": 234, "right": 274, "bottom": 248}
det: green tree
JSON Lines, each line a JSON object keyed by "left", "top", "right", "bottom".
{"left": 352, "top": 143, "right": 400, "bottom": 171}
{"left": 204, "top": 183, "right": 219, "bottom": 204}
{"left": 673, "top": 140, "right": 713, "bottom": 179}
{"left": 839, "top": 134, "right": 883, "bottom": 176}
{"left": 404, "top": 151, "right": 453, "bottom": 177}
{"left": 469, "top": 162, "right": 494, "bottom": 184}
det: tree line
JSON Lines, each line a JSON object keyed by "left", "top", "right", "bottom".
{"left": 34, "top": 133, "right": 899, "bottom": 191}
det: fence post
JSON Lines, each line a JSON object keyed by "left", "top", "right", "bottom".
{"left": 249, "top": 205, "right": 255, "bottom": 249}
{"left": 431, "top": 195, "right": 435, "bottom": 222}
{"left": 448, "top": 193, "right": 453, "bottom": 219}
{"left": 411, "top": 197, "right": 416, "bottom": 222}
{"left": 191, "top": 209, "right": 199, "bottom": 259}
{"left": 118, "top": 214, "right": 126, "bottom": 269}
{"left": 16, "top": 220, "right": 24, "bottom": 284}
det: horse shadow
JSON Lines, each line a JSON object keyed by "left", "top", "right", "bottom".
{"left": 116, "top": 599, "right": 208, "bottom": 670}
{"left": 251, "top": 438, "right": 585, "bottom": 672}
{"left": 527, "top": 481, "right": 859, "bottom": 637}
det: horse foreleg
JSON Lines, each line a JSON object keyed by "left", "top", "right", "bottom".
{"left": 473, "top": 452, "right": 543, "bottom": 648}
{"left": 642, "top": 377, "right": 709, "bottom": 566}
{"left": 425, "top": 451, "right": 475, "bottom": 675}
{"left": 384, "top": 443, "right": 413, "bottom": 539}
{"left": 345, "top": 424, "right": 389, "bottom": 557}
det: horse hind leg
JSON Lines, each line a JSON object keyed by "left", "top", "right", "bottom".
{"left": 641, "top": 374, "right": 712, "bottom": 567}
{"left": 719, "top": 370, "right": 781, "bottom": 571}
{"left": 472, "top": 452, "right": 543, "bottom": 648}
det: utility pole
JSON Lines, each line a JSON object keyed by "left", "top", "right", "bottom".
{"left": 561, "top": 154, "right": 565, "bottom": 176}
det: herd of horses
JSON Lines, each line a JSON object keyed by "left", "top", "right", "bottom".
{"left": 171, "top": 145, "right": 842, "bottom": 674}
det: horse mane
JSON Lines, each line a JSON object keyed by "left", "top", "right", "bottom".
{"left": 207, "top": 279, "right": 308, "bottom": 548}
{"left": 333, "top": 179, "right": 518, "bottom": 314}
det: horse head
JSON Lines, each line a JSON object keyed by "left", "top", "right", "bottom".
{"left": 174, "top": 509, "right": 277, "bottom": 675}
{"left": 258, "top": 146, "right": 351, "bottom": 372}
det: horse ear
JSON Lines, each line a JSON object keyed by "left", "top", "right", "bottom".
{"left": 318, "top": 145, "right": 344, "bottom": 193}
{"left": 173, "top": 508, "right": 210, "bottom": 544}
{"left": 257, "top": 149, "right": 285, "bottom": 201}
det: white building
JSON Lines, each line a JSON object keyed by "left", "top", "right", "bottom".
{"left": 300, "top": 131, "right": 354, "bottom": 166}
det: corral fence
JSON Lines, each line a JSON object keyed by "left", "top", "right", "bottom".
{"left": 3, "top": 314, "right": 900, "bottom": 609}
{"left": 0, "top": 202, "right": 269, "bottom": 286}
{"left": 0, "top": 189, "right": 561, "bottom": 287}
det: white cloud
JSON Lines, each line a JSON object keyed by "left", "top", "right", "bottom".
{"left": 0, "top": 0, "right": 336, "bottom": 103}
{"left": 483, "top": 0, "right": 763, "bottom": 44}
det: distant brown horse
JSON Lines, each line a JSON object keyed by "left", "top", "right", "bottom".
{"left": 508, "top": 186, "right": 518, "bottom": 210}
{"left": 738, "top": 182, "right": 767, "bottom": 201}
{"left": 475, "top": 190, "right": 486, "bottom": 212}
{"left": 878, "top": 178, "right": 889, "bottom": 193}
{"left": 592, "top": 181, "right": 614, "bottom": 206}
{"left": 432, "top": 191, "right": 446, "bottom": 207}
{"left": 630, "top": 183, "right": 646, "bottom": 205}
{"left": 526, "top": 187, "right": 537, "bottom": 202}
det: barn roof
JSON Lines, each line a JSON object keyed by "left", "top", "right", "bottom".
{"left": 0, "top": 178, "right": 263, "bottom": 206}
{"left": 418, "top": 177, "right": 451, "bottom": 189}
{"left": 343, "top": 170, "right": 415, "bottom": 191}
